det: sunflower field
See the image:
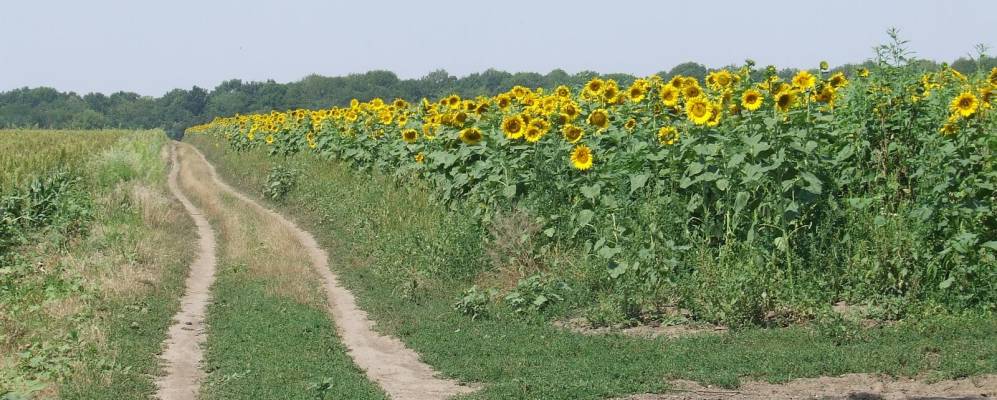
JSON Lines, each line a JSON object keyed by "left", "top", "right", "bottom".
{"left": 188, "top": 50, "right": 997, "bottom": 325}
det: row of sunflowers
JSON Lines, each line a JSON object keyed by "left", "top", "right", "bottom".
{"left": 188, "top": 61, "right": 995, "bottom": 310}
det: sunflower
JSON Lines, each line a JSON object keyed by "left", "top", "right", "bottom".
{"left": 814, "top": 86, "right": 836, "bottom": 106}
{"left": 685, "top": 98, "right": 712, "bottom": 125}
{"left": 401, "top": 128, "right": 419, "bottom": 143}
{"left": 446, "top": 94, "right": 461, "bottom": 109}
{"left": 393, "top": 98, "right": 407, "bottom": 108}
{"left": 414, "top": 152, "right": 425, "bottom": 163}
{"left": 570, "top": 144, "right": 593, "bottom": 170}
{"left": 561, "top": 101, "right": 581, "bottom": 120}
{"left": 706, "top": 70, "right": 735, "bottom": 91}
{"left": 828, "top": 72, "right": 849, "bottom": 89}
{"left": 555, "top": 85, "right": 571, "bottom": 98}
{"left": 668, "top": 76, "right": 685, "bottom": 89}
{"left": 422, "top": 123, "right": 438, "bottom": 140}
{"left": 602, "top": 81, "right": 620, "bottom": 103}
{"left": 989, "top": 67, "right": 997, "bottom": 86}
{"left": 496, "top": 94, "right": 512, "bottom": 110}
{"left": 657, "top": 126, "right": 679, "bottom": 145}
{"left": 775, "top": 91, "right": 797, "bottom": 113}
{"left": 659, "top": 85, "right": 680, "bottom": 107}
{"left": 265, "top": 134, "right": 274, "bottom": 144}
{"left": 562, "top": 124, "right": 584, "bottom": 143}
{"left": 459, "top": 127, "right": 483, "bottom": 144}
{"left": 682, "top": 83, "right": 703, "bottom": 99}
{"left": 792, "top": 70, "right": 816, "bottom": 91}
{"left": 587, "top": 108, "right": 610, "bottom": 130}
{"left": 501, "top": 115, "right": 525, "bottom": 139}
{"left": 857, "top": 68, "right": 870, "bottom": 78}
{"left": 741, "top": 89, "right": 763, "bottom": 111}
{"left": 627, "top": 79, "right": 648, "bottom": 102}
{"left": 584, "top": 78, "right": 605, "bottom": 97}
{"left": 524, "top": 126, "right": 544, "bottom": 143}
{"left": 706, "top": 103, "right": 722, "bottom": 127}
{"left": 624, "top": 118, "right": 637, "bottom": 130}
{"left": 949, "top": 92, "right": 979, "bottom": 117}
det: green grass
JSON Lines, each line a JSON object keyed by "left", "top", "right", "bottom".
{"left": 1, "top": 130, "right": 196, "bottom": 399}
{"left": 191, "top": 135, "right": 996, "bottom": 399}
{"left": 200, "top": 266, "right": 386, "bottom": 400}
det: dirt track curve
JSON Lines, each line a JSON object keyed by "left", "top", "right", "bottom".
{"left": 156, "top": 142, "right": 475, "bottom": 400}
{"left": 155, "top": 143, "right": 218, "bottom": 400}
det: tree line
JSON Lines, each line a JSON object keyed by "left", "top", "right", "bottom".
{"left": 2, "top": 56, "right": 993, "bottom": 139}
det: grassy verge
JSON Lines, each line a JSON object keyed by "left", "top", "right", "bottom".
{"left": 1, "top": 130, "right": 195, "bottom": 399}
{"left": 172, "top": 144, "right": 386, "bottom": 400}
{"left": 191, "top": 135, "right": 996, "bottom": 399}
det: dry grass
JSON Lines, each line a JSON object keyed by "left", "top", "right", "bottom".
{"left": 175, "top": 145, "right": 324, "bottom": 306}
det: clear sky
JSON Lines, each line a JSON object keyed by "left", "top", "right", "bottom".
{"left": 1, "top": 0, "right": 994, "bottom": 96}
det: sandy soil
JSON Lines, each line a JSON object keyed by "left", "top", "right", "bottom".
{"left": 154, "top": 144, "right": 218, "bottom": 400}
{"left": 621, "top": 374, "right": 997, "bottom": 400}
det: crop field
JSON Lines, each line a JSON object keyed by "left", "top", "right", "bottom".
{"left": 188, "top": 56, "right": 996, "bottom": 327}
{"left": 2, "top": 39, "right": 996, "bottom": 400}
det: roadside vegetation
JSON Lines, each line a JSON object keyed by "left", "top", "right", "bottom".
{"left": 0, "top": 130, "right": 195, "bottom": 399}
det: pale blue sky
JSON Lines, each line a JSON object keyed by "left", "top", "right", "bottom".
{"left": 1, "top": 0, "right": 994, "bottom": 96}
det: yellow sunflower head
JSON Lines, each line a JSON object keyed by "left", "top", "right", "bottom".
{"left": 657, "top": 126, "right": 679, "bottom": 145}
{"left": 524, "top": 125, "right": 544, "bottom": 143}
{"left": 496, "top": 94, "right": 512, "bottom": 110}
{"left": 265, "top": 134, "right": 274, "bottom": 144}
{"left": 446, "top": 94, "right": 461, "bottom": 108}
{"left": 659, "top": 85, "right": 680, "bottom": 107}
{"left": 685, "top": 98, "right": 712, "bottom": 125}
{"left": 741, "top": 89, "right": 764, "bottom": 111}
{"left": 682, "top": 83, "right": 703, "bottom": 99}
{"left": 562, "top": 124, "right": 584, "bottom": 143}
{"left": 459, "top": 127, "right": 483, "bottom": 144}
{"left": 950, "top": 92, "right": 979, "bottom": 118}
{"left": 584, "top": 78, "right": 605, "bottom": 97}
{"left": 627, "top": 79, "right": 648, "bottom": 103}
{"left": 562, "top": 101, "right": 580, "bottom": 119}
{"left": 858, "top": 68, "right": 870, "bottom": 78}
{"left": 401, "top": 128, "right": 419, "bottom": 143}
{"left": 555, "top": 85, "right": 571, "bottom": 98}
{"left": 570, "top": 144, "right": 594, "bottom": 171}
{"left": 587, "top": 108, "right": 610, "bottom": 130}
{"left": 624, "top": 118, "right": 637, "bottom": 130}
{"left": 502, "top": 115, "right": 525, "bottom": 140}
{"left": 775, "top": 91, "right": 797, "bottom": 113}
{"left": 414, "top": 152, "right": 425, "bottom": 163}
{"left": 792, "top": 70, "right": 817, "bottom": 91}
{"left": 989, "top": 67, "right": 997, "bottom": 86}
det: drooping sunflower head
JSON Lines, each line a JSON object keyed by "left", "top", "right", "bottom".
{"left": 828, "top": 72, "right": 849, "bottom": 89}
{"left": 401, "top": 128, "right": 419, "bottom": 143}
{"left": 659, "top": 85, "right": 680, "bottom": 107}
{"left": 792, "top": 70, "right": 817, "bottom": 91}
{"left": 950, "top": 92, "right": 979, "bottom": 118}
{"left": 502, "top": 115, "right": 525, "bottom": 139}
{"left": 587, "top": 108, "right": 610, "bottom": 130}
{"left": 685, "top": 98, "right": 712, "bottom": 125}
{"left": 570, "top": 144, "right": 593, "bottom": 171}
{"left": 422, "top": 123, "right": 439, "bottom": 140}
{"left": 741, "top": 89, "right": 763, "bottom": 111}
{"left": 459, "top": 127, "right": 483, "bottom": 144}
{"left": 562, "top": 124, "right": 583, "bottom": 143}
{"left": 657, "top": 126, "right": 679, "bottom": 145}
{"left": 775, "top": 91, "right": 797, "bottom": 113}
